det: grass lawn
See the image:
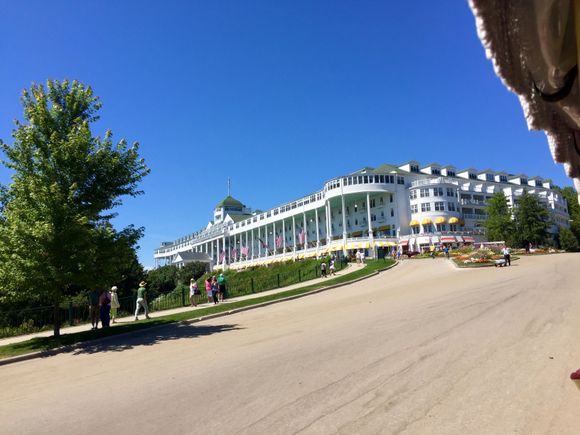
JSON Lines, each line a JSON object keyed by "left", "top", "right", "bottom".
{"left": 0, "top": 259, "right": 394, "bottom": 360}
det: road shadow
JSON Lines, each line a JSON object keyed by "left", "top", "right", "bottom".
{"left": 72, "top": 322, "right": 242, "bottom": 355}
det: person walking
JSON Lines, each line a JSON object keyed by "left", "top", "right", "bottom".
{"left": 190, "top": 279, "right": 200, "bottom": 307}
{"left": 205, "top": 277, "right": 213, "bottom": 304}
{"left": 99, "top": 288, "right": 111, "bottom": 328}
{"left": 110, "top": 286, "right": 120, "bottom": 323}
{"left": 217, "top": 273, "right": 227, "bottom": 302}
{"left": 329, "top": 259, "right": 336, "bottom": 276}
{"left": 429, "top": 244, "right": 436, "bottom": 259}
{"left": 360, "top": 251, "right": 365, "bottom": 264}
{"left": 355, "top": 251, "right": 361, "bottom": 264}
{"left": 88, "top": 289, "right": 100, "bottom": 330}
{"left": 211, "top": 276, "right": 219, "bottom": 304}
{"left": 320, "top": 261, "right": 327, "bottom": 278}
{"left": 134, "top": 281, "right": 150, "bottom": 320}
{"left": 443, "top": 245, "right": 449, "bottom": 259}
{"left": 502, "top": 245, "right": 511, "bottom": 266}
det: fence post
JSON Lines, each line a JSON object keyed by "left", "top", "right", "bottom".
{"left": 68, "top": 302, "right": 73, "bottom": 326}
{"left": 251, "top": 278, "right": 255, "bottom": 293}
{"left": 277, "top": 274, "right": 280, "bottom": 288}
{"left": 181, "top": 287, "right": 186, "bottom": 306}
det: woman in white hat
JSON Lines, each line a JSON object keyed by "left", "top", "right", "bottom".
{"left": 110, "top": 286, "right": 121, "bottom": 323}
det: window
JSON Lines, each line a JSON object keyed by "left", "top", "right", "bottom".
{"left": 446, "top": 187, "right": 455, "bottom": 197}
{"left": 423, "top": 224, "right": 433, "bottom": 233}
{"left": 421, "top": 203, "right": 431, "bottom": 212}
{"left": 371, "top": 214, "right": 377, "bottom": 222}
{"left": 390, "top": 194, "right": 393, "bottom": 203}
{"left": 397, "top": 176, "right": 405, "bottom": 185}
{"left": 381, "top": 210, "right": 384, "bottom": 217}
{"left": 486, "top": 174, "right": 494, "bottom": 182}
{"left": 520, "top": 178, "right": 528, "bottom": 184}
{"left": 435, "top": 202, "right": 445, "bottom": 211}
{"left": 432, "top": 168, "right": 441, "bottom": 175}
{"left": 437, "top": 224, "right": 446, "bottom": 232}
{"left": 374, "top": 175, "right": 380, "bottom": 183}
{"left": 535, "top": 180, "right": 542, "bottom": 187}
{"left": 448, "top": 202, "right": 456, "bottom": 211}
{"left": 410, "top": 190, "right": 417, "bottom": 200}
{"left": 433, "top": 187, "right": 443, "bottom": 196}
{"left": 447, "top": 170, "right": 456, "bottom": 177}
{"left": 380, "top": 196, "right": 384, "bottom": 204}
{"left": 499, "top": 175, "right": 508, "bottom": 183}
{"left": 469, "top": 173, "right": 477, "bottom": 180}
{"left": 449, "top": 224, "right": 457, "bottom": 231}
{"left": 412, "top": 226, "right": 420, "bottom": 234}
{"left": 370, "top": 198, "right": 376, "bottom": 208}
{"left": 411, "top": 204, "right": 418, "bottom": 213}
{"left": 390, "top": 208, "right": 394, "bottom": 217}
{"left": 420, "top": 188, "right": 429, "bottom": 198}
{"left": 410, "top": 164, "right": 419, "bottom": 173}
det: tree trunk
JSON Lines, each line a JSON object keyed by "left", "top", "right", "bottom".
{"left": 53, "top": 303, "right": 61, "bottom": 337}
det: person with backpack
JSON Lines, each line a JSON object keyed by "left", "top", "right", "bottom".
{"left": 217, "top": 273, "right": 227, "bottom": 302}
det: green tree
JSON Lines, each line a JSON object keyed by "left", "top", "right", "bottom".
{"left": 557, "top": 186, "right": 580, "bottom": 241}
{"left": 177, "top": 262, "right": 209, "bottom": 285}
{"left": 483, "top": 192, "right": 514, "bottom": 242}
{"left": 146, "top": 265, "right": 179, "bottom": 295}
{"left": 0, "top": 80, "right": 149, "bottom": 336}
{"left": 559, "top": 227, "right": 579, "bottom": 251}
{"left": 512, "top": 191, "right": 550, "bottom": 247}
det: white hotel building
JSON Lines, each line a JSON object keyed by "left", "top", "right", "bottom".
{"left": 154, "top": 161, "right": 570, "bottom": 269}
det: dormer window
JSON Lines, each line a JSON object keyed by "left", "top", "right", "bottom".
{"left": 486, "top": 174, "right": 494, "bottom": 182}
{"left": 520, "top": 178, "right": 528, "bottom": 184}
{"left": 447, "top": 170, "right": 455, "bottom": 177}
{"left": 410, "top": 164, "right": 419, "bottom": 173}
{"left": 432, "top": 168, "right": 441, "bottom": 175}
{"left": 499, "top": 175, "right": 507, "bottom": 183}
{"left": 535, "top": 180, "right": 542, "bottom": 187}
{"left": 469, "top": 173, "right": 477, "bottom": 180}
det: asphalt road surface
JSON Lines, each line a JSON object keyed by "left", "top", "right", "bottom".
{"left": 2, "top": 254, "right": 580, "bottom": 435}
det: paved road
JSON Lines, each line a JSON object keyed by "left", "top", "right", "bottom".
{"left": 1, "top": 254, "right": 580, "bottom": 434}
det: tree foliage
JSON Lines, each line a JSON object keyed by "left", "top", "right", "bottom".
{"left": 557, "top": 186, "right": 580, "bottom": 241}
{"left": 483, "top": 192, "right": 514, "bottom": 242}
{"left": 559, "top": 227, "right": 579, "bottom": 251}
{"left": 0, "top": 80, "right": 149, "bottom": 336}
{"left": 512, "top": 191, "right": 550, "bottom": 247}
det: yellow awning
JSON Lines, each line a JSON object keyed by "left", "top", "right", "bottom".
{"left": 448, "top": 217, "right": 459, "bottom": 224}
{"left": 435, "top": 216, "right": 446, "bottom": 224}
{"left": 409, "top": 219, "right": 420, "bottom": 226}
{"left": 330, "top": 244, "right": 343, "bottom": 252}
{"left": 421, "top": 217, "right": 432, "bottom": 225}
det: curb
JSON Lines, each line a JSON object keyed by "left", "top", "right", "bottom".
{"left": 0, "top": 261, "right": 397, "bottom": 366}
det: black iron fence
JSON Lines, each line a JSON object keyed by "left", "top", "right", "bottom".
{"left": 0, "top": 258, "right": 347, "bottom": 338}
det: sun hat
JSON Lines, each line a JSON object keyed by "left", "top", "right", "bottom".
{"left": 111, "top": 286, "right": 118, "bottom": 291}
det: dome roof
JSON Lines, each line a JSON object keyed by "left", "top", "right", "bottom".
{"left": 215, "top": 195, "right": 244, "bottom": 208}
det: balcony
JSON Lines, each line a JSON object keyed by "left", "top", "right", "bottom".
{"left": 462, "top": 213, "right": 487, "bottom": 220}
{"left": 411, "top": 177, "right": 458, "bottom": 188}
{"left": 460, "top": 199, "right": 486, "bottom": 206}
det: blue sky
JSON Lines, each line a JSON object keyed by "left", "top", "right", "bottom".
{"left": 1, "top": 1, "right": 573, "bottom": 267}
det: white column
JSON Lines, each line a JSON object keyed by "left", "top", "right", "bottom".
{"left": 251, "top": 229, "right": 255, "bottom": 260}
{"left": 303, "top": 211, "right": 308, "bottom": 250}
{"left": 326, "top": 201, "right": 331, "bottom": 246}
{"left": 258, "top": 226, "right": 262, "bottom": 257}
{"left": 211, "top": 239, "right": 214, "bottom": 265}
{"left": 292, "top": 215, "right": 296, "bottom": 256}
{"left": 315, "top": 208, "right": 320, "bottom": 249}
{"left": 222, "top": 236, "right": 226, "bottom": 268}
{"left": 282, "top": 218, "right": 286, "bottom": 254}
{"left": 272, "top": 221, "right": 276, "bottom": 258}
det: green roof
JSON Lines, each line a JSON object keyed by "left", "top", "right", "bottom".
{"left": 215, "top": 195, "right": 244, "bottom": 208}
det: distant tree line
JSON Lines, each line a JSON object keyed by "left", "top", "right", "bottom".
{"left": 483, "top": 189, "right": 579, "bottom": 251}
